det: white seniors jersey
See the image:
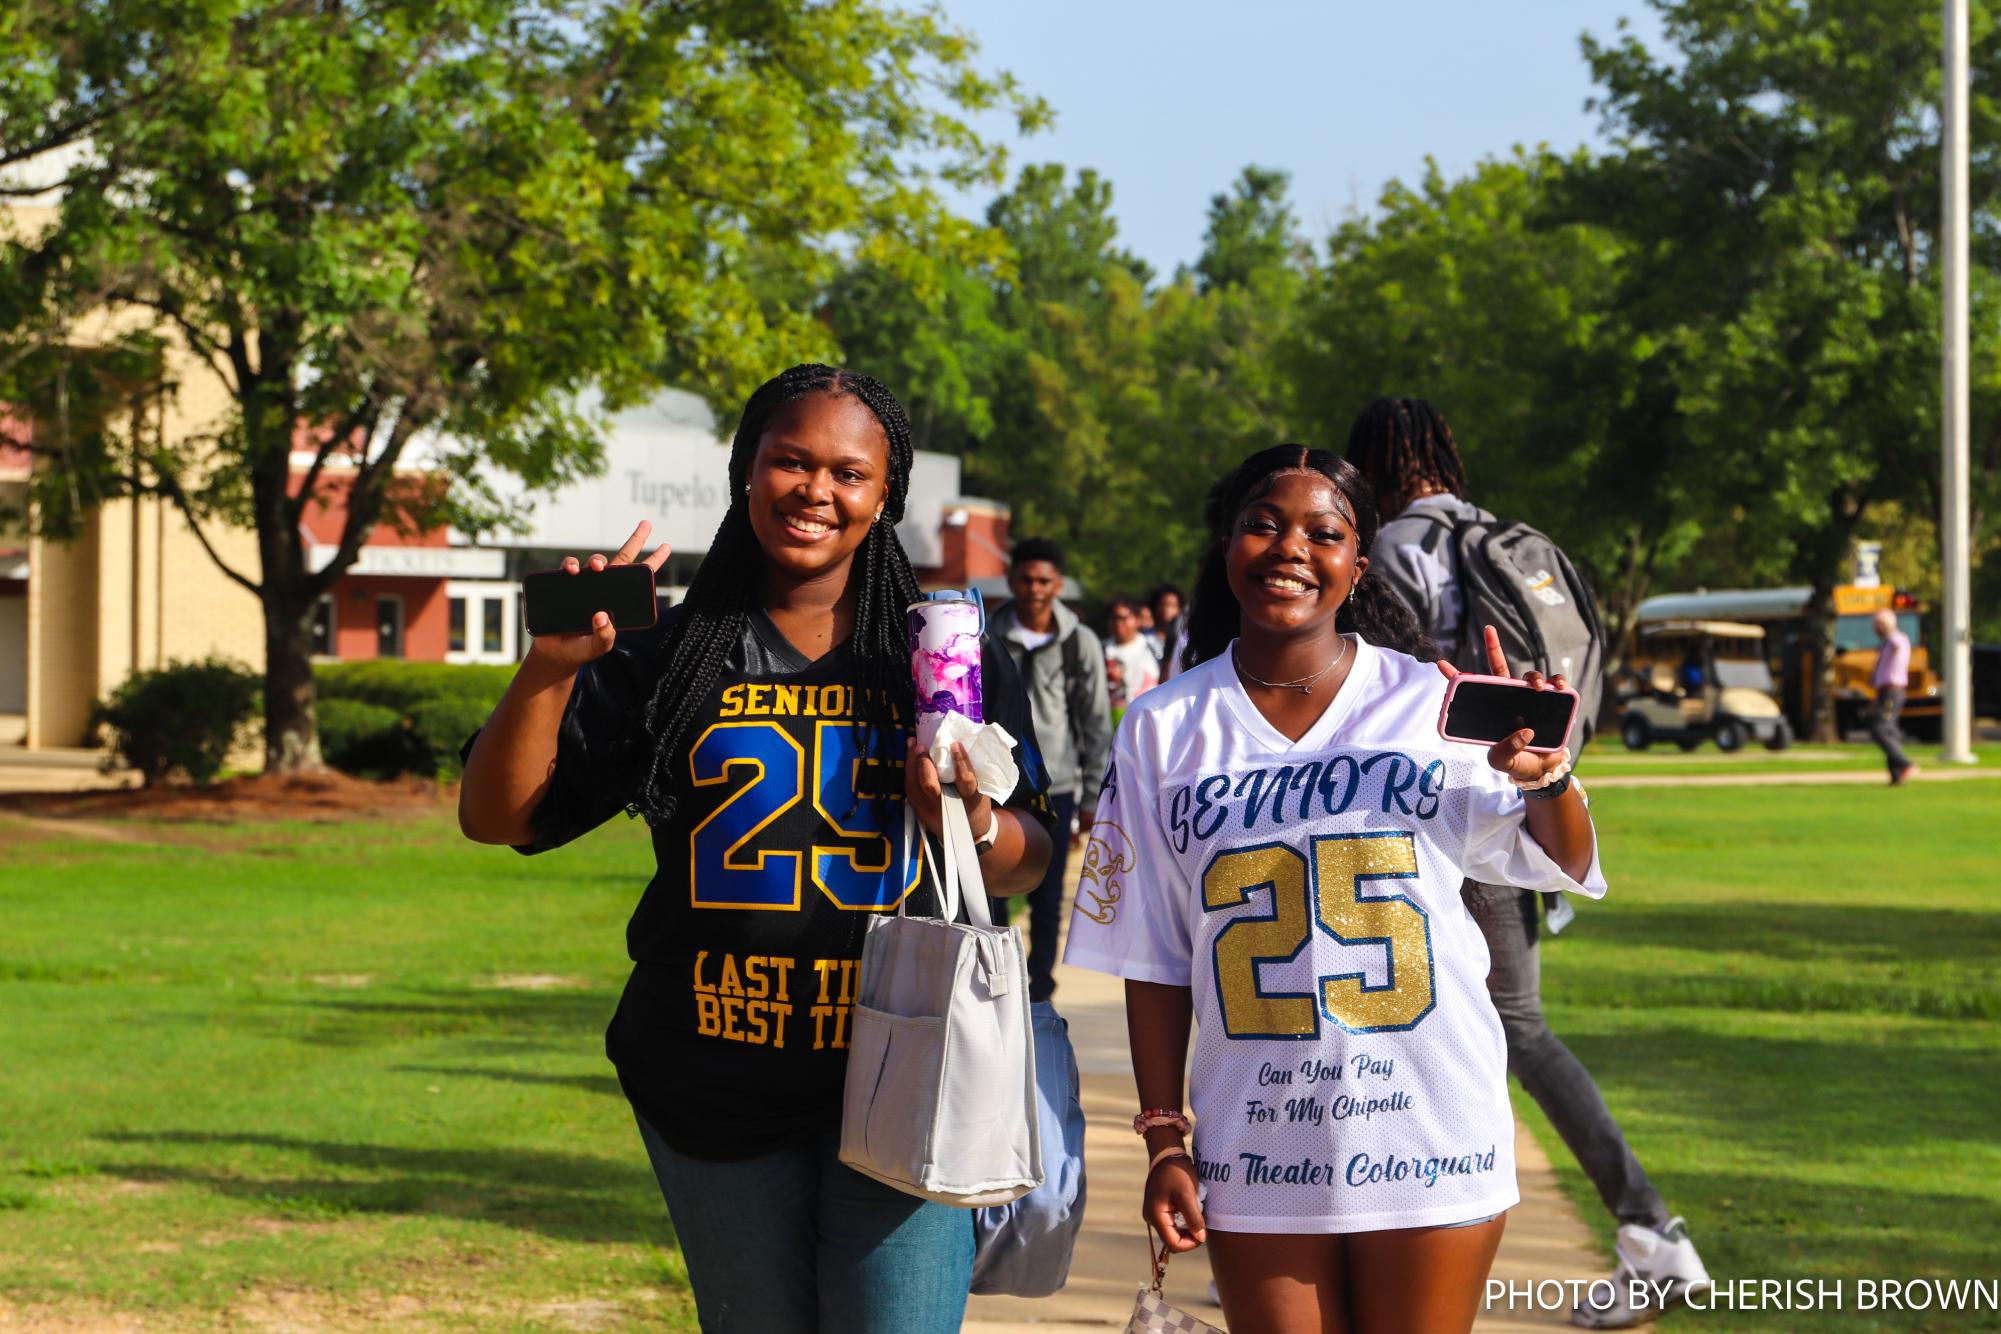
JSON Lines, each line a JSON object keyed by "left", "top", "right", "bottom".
{"left": 1064, "top": 637, "right": 1606, "bottom": 1233}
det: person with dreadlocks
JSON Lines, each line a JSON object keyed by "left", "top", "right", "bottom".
{"left": 459, "top": 364, "right": 1055, "bottom": 1332}
{"left": 1345, "top": 396, "right": 1713, "bottom": 1329}
{"left": 1063, "top": 444, "right": 1606, "bottom": 1334}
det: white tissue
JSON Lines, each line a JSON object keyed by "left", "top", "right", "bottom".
{"left": 926, "top": 711, "right": 1020, "bottom": 803}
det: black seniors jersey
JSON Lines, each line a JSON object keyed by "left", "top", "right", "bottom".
{"left": 499, "top": 605, "right": 1054, "bottom": 1159}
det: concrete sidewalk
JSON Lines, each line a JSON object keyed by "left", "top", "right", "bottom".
{"left": 964, "top": 894, "right": 1609, "bottom": 1332}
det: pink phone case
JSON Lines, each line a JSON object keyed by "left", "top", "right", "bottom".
{"left": 1436, "top": 674, "right": 1579, "bottom": 753}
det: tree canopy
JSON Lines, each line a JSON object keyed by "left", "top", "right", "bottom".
{"left": 0, "top": 0, "right": 1044, "bottom": 767}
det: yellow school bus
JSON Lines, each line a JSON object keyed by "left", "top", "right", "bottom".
{"left": 1630, "top": 585, "right": 1941, "bottom": 739}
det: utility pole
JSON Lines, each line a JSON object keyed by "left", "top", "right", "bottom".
{"left": 1942, "top": 0, "right": 1978, "bottom": 764}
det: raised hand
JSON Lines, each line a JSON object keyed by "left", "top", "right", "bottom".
{"left": 526, "top": 519, "right": 671, "bottom": 673}
{"left": 1436, "top": 624, "right": 1573, "bottom": 785}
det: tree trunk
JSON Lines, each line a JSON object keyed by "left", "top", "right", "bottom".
{"left": 262, "top": 590, "right": 324, "bottom": 774}
{"left": 1804, "top": 580, "right": 1840, "bottom": 744}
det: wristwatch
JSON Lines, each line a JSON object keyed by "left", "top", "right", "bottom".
{"left": 972, "top": 807, "right": 1000, "bottom": 855}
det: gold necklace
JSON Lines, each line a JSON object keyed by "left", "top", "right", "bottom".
{"left": 1233, "top": 635, "right": 1352, "bottom": 695}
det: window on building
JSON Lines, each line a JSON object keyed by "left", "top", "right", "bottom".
{"left": 376, "top": 596, "right": 404, "bottom": 659}
{"left": 449, "top": 597, "right": 467, "bottom": 653}
{"left": 482, "top": 597, "right": 504, "bottom": 655}
{"left": 310, "top": 596, "right": 336, "bottom": 657}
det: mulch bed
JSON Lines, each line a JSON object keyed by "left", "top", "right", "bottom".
{"left": 0, "top": 771, "right": 451, "bottom": 824}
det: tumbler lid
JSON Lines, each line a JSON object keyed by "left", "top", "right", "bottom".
{"left": 908, "top": 586, "right": 985, "bottom": 633}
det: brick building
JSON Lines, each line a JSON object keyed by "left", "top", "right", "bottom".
{"left": 3, "top": 382, "right": 1011, "bottom": 753}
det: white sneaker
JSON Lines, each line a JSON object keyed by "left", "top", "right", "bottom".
{"left": 1571, "top": 1217, "right": 1714, "bottom": 1329}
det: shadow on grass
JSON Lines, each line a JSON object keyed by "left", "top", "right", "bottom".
{"left": 1578, "top": 902, "right": 2000, "bottom": 965}
{"left": 1554, "top": 1021, "right": 1998, "bottom": 1162}
{"left": 1547, "top": 902, "right": 2001, "bottom": 1020}
{"left": 397, "top": 1064, "right": 624, "bottom": 1098}
{"left": 96, "top": 1129, "right": 670, "bottom": 1246}
{"left": 255, "top": 986, "right": 619, "bottom": 1050}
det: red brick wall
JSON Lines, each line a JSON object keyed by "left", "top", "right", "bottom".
{"left": 923, "top": 501, "right": 1011, "bottom": 585}
{"left": 329, "top": 576, "right": 448, "bottom": 660}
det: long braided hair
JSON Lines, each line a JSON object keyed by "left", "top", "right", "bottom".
{"left": 1342, "top": 396, "right": 1469, "bottom": 518}
{"left": 1182, "top": 445, "right": 1437, "bottom": 670}
{"left": 633, "top": 364, "right": 922, "bottom": 824}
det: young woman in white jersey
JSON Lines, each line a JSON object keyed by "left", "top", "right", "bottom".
{"left": 1064, "top": 445, "right": 1604, "bottom": 1333}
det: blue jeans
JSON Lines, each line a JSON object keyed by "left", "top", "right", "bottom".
{"left": 634, "top": 1112, "right": 974, "bottom": 1333}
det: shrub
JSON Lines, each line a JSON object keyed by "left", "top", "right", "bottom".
{"left": 315, "top": 698, "right": 414, "bottom": 777}
{"left": 314, "top": 661, "right": 515, "bottom": 778}
{"left": 92, "top": 657, "right": 262, "bottom": 786}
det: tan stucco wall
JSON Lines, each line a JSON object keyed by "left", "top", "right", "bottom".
{"left": 26, "top": 516, "right": 101, "bottom": 747}
{"left": 22, "top": 342, "right": 264, "bottom": 749}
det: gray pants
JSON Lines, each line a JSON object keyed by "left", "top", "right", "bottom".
{"left": 1869, "top": 686, "right": 1913, "bottom": 777}
{"left": 1463, "top": 881, "right": 1669, "bottom": 1231}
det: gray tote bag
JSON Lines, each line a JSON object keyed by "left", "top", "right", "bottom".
{"left": 837, "top": 795, "right": 1042, "bottom": 1207}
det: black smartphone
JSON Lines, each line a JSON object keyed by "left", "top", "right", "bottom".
{"left": 1438, "top": 675, "right": 1580, "bottom": 753}
{"left": 521, "top": 564, "right": 658, "bottom": 637}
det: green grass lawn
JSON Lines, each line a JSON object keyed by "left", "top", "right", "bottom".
{"left": 2, "top": 780, "right": 1996, "bottom": 1331}
{"left": 1515, "top": 781, "right": 2001, "bottom": 1332}
{"left": 0, "top": 810, "right": 691, "bottom": 1333}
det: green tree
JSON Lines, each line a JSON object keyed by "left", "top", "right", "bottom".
{"left": 1570, "top": 0, "right": 2001, "bottom": 736}
{"left": 0, "top": 0, "right": 1042, "bottom": 769}
{"left": 830, "top": 163, "right": 1314, "bottom": 604}
{"left": 1288, "top": 152, "right": 1699, "bottom": 651}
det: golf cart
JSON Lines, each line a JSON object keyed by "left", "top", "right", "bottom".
{"left": 1616, "top": 620, "right": 1793, "bottom": 752}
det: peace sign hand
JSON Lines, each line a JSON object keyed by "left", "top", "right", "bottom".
{"left": 525, "top": 520, "right": 672, "bottom": 673}
{"left": 1436, "top": 624, "right": 1573, "bottom": 785}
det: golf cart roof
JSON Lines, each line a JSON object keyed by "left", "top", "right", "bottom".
{"left": 1634, "top": 588, "right": 1811, "bottom": 621}
{"left": 1637, "top": 620, "right": 1767, "bottom": 639}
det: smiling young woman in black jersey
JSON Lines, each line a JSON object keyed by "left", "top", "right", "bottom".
{"left": 460, "top": 365, "right": 1055, "bottom": 1333}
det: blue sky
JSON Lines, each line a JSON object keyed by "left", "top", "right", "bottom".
{"left": 932, "top": 0, "right": 1666, "bottom": 276}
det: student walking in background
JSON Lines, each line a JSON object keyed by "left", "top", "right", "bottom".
{"left": 1105, "top": 596, "right": 1162, "bottom": 729}
{"left": 459, "top": 365, "right": 1054, "bottom": 1333}
{"left": 1150, "top": 583, "right": 1188, "bottom": 680}
{"left": 1346, "top": 395, "right": 1712, "bottom": 1329}
{"left": 990, "top": 538, "right": 1113, "bottom": 1002}
{"left": 1870, "top": 607, "right": 1920, "bottom": 784}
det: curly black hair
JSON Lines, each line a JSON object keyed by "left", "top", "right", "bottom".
{"left": 1182, "top": 444, "right": 1438, "bottom": 671}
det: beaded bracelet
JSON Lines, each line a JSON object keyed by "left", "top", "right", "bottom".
{"left": 1133, "top": 1108, "right": 1192, "bottom": 1137}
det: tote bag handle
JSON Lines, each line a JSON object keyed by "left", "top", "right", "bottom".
{"left": 903, "top": 794, "right": 993, "bottom": 929}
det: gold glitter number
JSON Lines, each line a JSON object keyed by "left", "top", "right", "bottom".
{"left": 1203, "top": 845, "right": 1317, "bottom": 1038}
{"left": 1312, "top": 833, "right": 1435, "bottom": 1032}
{"left": 1203, "top": 832, "right": 1436, "bottom": 1039}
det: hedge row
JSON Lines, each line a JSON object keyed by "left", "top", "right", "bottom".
{"left": 314, "top": 661, "right": 517, "bottom": 779}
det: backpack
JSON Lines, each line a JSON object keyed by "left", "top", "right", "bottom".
{"left": 1419, "top": 510, "right": 1605, "bottom": 747}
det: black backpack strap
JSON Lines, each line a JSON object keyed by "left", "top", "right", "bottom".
{"left": 1059, "top": 627, "right": 1090, "bottom": 751}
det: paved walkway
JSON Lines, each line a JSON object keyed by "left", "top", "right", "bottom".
{"left": 0, "top": 747, "right": 138, "bottom": 794}
{"left": 964, "top": 870, "right": 1607, "bottom": 1332}
{"left": 1589, "top": 765, "right": 1994, "bottom": 788}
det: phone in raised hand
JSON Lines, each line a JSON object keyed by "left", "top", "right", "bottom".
{"left": 521, "top": 563, "right": 657, "bottom": 637}
{"left": 1437, "top": 674, "right": 1578, "bottom": 754}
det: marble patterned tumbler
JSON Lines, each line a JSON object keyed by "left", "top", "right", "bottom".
{"left": 908, "top": 596, "right": 984, "bottom": 751}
